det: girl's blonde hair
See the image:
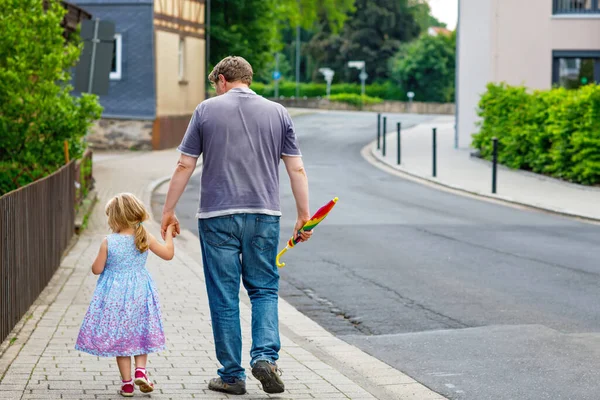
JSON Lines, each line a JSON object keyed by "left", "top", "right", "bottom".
{"left": 105, "top": 193, "right": 150, "bottom": 252}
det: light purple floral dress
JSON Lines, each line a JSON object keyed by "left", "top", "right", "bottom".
{"left": 75, "top": 234, "right": 165, "bottom": 357}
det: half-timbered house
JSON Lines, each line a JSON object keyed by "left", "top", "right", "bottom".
{"left": 72, "top": 0, "right": 206, "bottom": 150}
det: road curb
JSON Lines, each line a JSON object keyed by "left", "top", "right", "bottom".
{"left": 363, "top": 142, "right": 600, "bottom": 225}
{"left": 468, "top": 152, "right": 600, "bottom": 194}
{"left": 145, "top": 158, "right": 447, "bottom": 400}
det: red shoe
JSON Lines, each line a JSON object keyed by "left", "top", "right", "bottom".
{"left": 134, "top": 368, "right": 155, "bottom": 393}
{"left": 119, "top": 379, "right": 134, "bottom": 397}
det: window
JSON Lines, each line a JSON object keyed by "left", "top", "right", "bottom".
{"left": 553, "top": 0, "right": 600, "bottom": 14}
{"left": 110, "top": 33, "right": 122, "bottom": 80}
{"left": 552, "top": 51, "right": 600, "bottom": 88}
{"left": 178, "top": 37, "right": 185, "bottom": 81}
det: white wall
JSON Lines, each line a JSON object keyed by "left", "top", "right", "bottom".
{"left": 458, "top": 0, "right": 600, "bottom": 148}
{"left": 456, "top": 0, "right": 493, "bottom": 149}
{"left": 495, "top": 0, "right": 600, "bottom": 89}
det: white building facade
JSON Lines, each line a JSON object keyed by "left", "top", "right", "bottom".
{"left": 456, "top": 0, "right": 600, "bottom": 148}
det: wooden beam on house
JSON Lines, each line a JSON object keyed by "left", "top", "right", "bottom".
{"left": 154, "top": 0, "right": 206, "bottom": 39}
{"left": 43, "top": 0, "right": 92, "bottom": 39}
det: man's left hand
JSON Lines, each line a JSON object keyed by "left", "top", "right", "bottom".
{"left": 161, "top": 210, "right": 180, "bottom": 240}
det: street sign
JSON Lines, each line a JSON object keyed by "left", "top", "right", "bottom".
{"left": 347, "top": 61, "right": 366, "bottom": 97}
{"left": 273, "top": 71, "right": 281, "bottom": 80}
{"left": 318, "top": 68, "right": 335, "bottom": 99}
{"left": 348, "top": 61, "right": 365, "bottom": 70}
{"left": 318, "top": 68, "right": 334, "bottom": 82}
{"left": 74, "top": 18, "right": 115, "bottom": 96}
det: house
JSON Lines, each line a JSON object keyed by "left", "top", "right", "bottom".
{"left": 46, "top": 1, "right": 92, "bottom": 39}
{"left": 456, "top": 0, "right": 600, "bottom": 148}
{"left": 72, "top": 0, "right": 206, "bottom": 150}
{"left": 428, "top": 26, "right": 452, "bottom": 37}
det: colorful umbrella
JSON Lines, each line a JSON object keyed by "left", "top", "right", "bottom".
{"left": 276, "top": 197, "right": 339, "bottom": 268}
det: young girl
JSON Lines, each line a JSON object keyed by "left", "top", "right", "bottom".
{"left": 75, "top": 193, "right": 176, "bottom": 397}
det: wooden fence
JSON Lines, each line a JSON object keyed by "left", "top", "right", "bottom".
{"left": 0, "top": 157, "right": 81, "bottom": 343}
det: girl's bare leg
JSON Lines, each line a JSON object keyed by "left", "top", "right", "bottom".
{"left": 134, "top": 354, "right": 148, "bottom": 370}
{"left": 116, "top": 356, "right": 132, "bottom": 381}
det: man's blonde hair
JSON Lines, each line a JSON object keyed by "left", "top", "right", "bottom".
{"left": 105, "top": 193, "right": 150, "bottom": 253}
{"left": 209, "top": 56, "right": 253, "bottom": 86}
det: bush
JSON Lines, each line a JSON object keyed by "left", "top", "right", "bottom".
{"left": 0, "top": 0, "right": 102, "bottom": 195}
{"left": 473, "top": 83, "right": 600, "bottom": 185}
{"left": 329, "top": 93, "right": 383, "bottom": 108}
{"left": 392, "top": 32, "right": 456, "bottom": 103}
{"left": 251, "top": 81, "right": 406, "bottom": 101}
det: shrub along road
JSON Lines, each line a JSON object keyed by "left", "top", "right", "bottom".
{"left": 154, "top": 111, "right": 600, "bottom": 400}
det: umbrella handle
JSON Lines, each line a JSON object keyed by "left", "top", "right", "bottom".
{"left": 276, "top": 246, "right": 290, "bottom": 268}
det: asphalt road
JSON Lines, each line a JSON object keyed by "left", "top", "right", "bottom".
{"left": 153, "top": 111, "right": 600, "bottom": 400}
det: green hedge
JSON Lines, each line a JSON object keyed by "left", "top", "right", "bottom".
{"left": 329, "top": 93, "right": 383, "bottom": 107}
{"left": 251, "top": 81, "right": 406, "bottom": 101}
{"left": 473, "top": 83, "right": 600, "bottom": 185}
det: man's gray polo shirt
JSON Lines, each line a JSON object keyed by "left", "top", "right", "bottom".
{"left": 177, "top": 87, "right": 302, "bottom": 219}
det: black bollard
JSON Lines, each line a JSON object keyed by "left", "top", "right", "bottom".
{"left": 492, "top": 137, "right": 498, "bottom": 194}
{"left": 377, "top": 113, "right": 381, "bottom": 150}
{"left": 432, "top": 128, "right": 437, "bottom": 177}
{"left": 382, "top": 116, "right": 387, "bottom": 156}
{"left": 397, "top": 122, "right": 402, "bottom": 165}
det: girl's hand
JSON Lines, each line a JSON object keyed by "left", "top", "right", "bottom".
{"left": 149, "top": 231, "right": 175, "bottom": 261}
{"left": 167, "top": 224, "right": 177, "bottom": 238}
{"left": 161, "top": 211, "right": 180, "bottom": 240}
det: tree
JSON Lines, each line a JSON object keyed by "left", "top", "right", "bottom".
{"left": 209, "top": 0, "right": 279, "bottom": 76}
{"left": 391, "top": 31, "right": 456, "bottom": 103}
{"left": 306, "top": 0, "right": 421, "bottom": 82}
{"left": 256, "top": 53, "right": 294, "bottom": 83}
{"left": 277, "top": 0, "right": 356, "bottom": 32}
{"left": 409, "top": 0, "right": 447, "bottom": 32}
{"left": 209, "top": 0, "right": 355, "bottom": 80}
{"left": 0, "top": 0, "right": 102, "bottom": 195}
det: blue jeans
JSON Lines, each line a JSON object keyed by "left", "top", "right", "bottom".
{"left": 198, "top": 213, "right": 281, "bottom": 382}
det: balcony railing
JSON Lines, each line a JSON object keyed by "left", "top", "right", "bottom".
{"left": 554, "top": 0, "right": 600, "bottom": 13}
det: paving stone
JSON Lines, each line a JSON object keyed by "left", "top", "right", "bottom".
{"left": 0, "top": 147, "right": 442, "bottom": 400}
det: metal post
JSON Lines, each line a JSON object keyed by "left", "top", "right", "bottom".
{"left": 383, "top": 117, "right": 387, "bottom": 156}
{"left": 87, "top": 18, "right": 100, "bottom": 93}
{"left": 361, "top": 68, "right": 366, "bottom": 97}
{"left": 432, "top": 128, "right": 437, "bottom": 177}
{"left": 205, "top": 0, "right": 211, "bottom": 99}
{"left": 377, "top": 113, "right": 381, "bottom": 150}
{"left": 275, "top": 53, "right": 280, "bottom": 98}
{"left": 295, "top": 25, "right": 300, "bottom": 98}
{"left": 397, "top": 122, "right": 401, "bottom": 165}
{"left": 492, "top": 137, "right": 498, "bottom": 194}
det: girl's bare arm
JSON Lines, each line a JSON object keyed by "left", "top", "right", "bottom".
{"left": 92, "top": 238, "right": 108, "bottom": 275}
{"left": 149, "top": 229, "right": 175, "bottom": 261}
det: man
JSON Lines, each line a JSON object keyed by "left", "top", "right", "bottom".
{"left": 160, "top": 56, "right": 312, "bottom": 395}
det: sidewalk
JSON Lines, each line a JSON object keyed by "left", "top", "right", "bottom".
{"left": 0, "top": 146, "right": 445, "bottom": 399}
{"left": 368, "top": 116, "right": 600, "bottom": 221}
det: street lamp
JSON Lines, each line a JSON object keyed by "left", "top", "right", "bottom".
{"left": 318, "top": 67, "right": 334, "bottom": 99}
{"left": 348, "top": 61, "right": 367, "bottom": 97}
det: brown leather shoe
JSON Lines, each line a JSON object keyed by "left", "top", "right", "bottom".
{"left": 252, "top": 360, "right": 285, "bottom": 394}
{"left": 208, "top": 377, "right": 247, "bottom": 395}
